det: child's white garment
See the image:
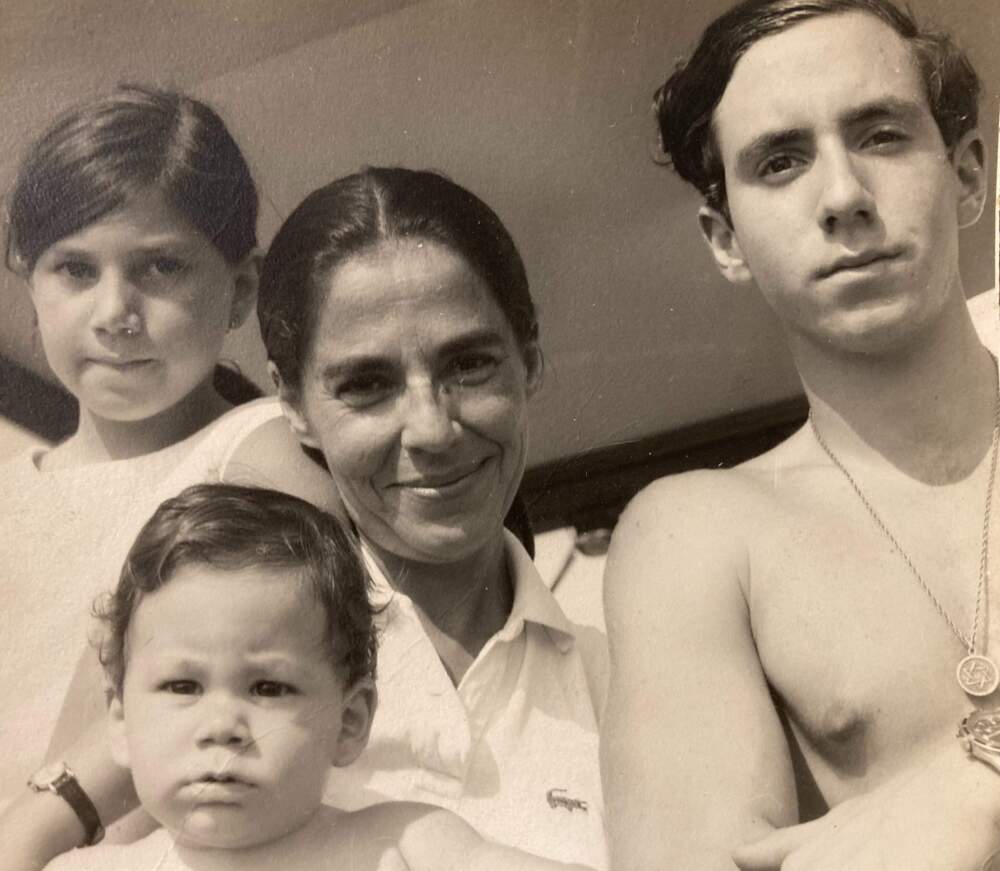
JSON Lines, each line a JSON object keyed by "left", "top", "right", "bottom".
{"left": 0, "top": 398, "right": 282, "bottom": 799}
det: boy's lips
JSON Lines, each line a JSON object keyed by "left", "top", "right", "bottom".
{"left": 815, "top": 248, "right": 904, "bottom": 279}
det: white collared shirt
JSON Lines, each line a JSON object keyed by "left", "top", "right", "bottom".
{"left": 325, "top": 532, "right": 609, "bottom": 870}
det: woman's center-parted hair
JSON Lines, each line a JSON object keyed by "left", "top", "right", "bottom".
{"left": 257, "top": 167, "right": 539, "bottom": 396}
{"left": 5, "top": 83, "right": 258, "bottom": 276}
{"left": 97, "top": 483, "right": 378, "bottom": 699}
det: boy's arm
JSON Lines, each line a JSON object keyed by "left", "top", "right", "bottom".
{"left": 601, "top": 473, "right": 797, "bottom": 870}
{"left": 396, "top": 804, "right": 594, "bottom": 871}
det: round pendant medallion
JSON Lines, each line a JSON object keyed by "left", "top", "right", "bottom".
{"left": 957, "top": 654, "right": 1000, "bottom": 696}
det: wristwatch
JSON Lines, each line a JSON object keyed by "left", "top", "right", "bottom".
{"left": 959, "top": 708, "right": 1000, "bottom": 774}
{"left": 27, "top": 761, "right": 105, "bottom": 845}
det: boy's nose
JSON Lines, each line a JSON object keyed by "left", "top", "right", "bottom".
{"left": 195, "top": 700, "right": 252, "bottom": 748}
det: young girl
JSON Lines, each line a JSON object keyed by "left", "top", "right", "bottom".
{"left": 0, "top": 85, "right": 325, "bottom": 826}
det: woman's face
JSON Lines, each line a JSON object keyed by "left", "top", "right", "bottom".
{"left": 285, "top": 239, "right": 539, "bottom": 565}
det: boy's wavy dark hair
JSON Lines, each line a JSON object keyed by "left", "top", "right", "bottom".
{"left": 98, "top": 483, "right": 377, "bottom": 698}
{"left": 655, "top": 0, "right": 980, "bottom": 224}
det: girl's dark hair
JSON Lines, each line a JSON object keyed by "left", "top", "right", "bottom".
{"left": 98, "top": 483, "right": 377, "bottom": 698}
{"left": 655, "top": 0, "right": 980, "bottom": 222}
{"left": 6, "top": 83, "right": 258, "bottom": 275}
{"left": 257, "top": 166, "right": 537, "bottom": 395}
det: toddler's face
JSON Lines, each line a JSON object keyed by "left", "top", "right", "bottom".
{"left": 109, "top": 562, "right": 373, "bottom": 849}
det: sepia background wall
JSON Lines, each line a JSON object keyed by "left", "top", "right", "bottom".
{"left": 1, "top": 0, "right": 996, "bottom": 516}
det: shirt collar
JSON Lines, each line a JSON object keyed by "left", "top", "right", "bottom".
{"left": 361, "top": 531, "right": 578, "bottom": 653}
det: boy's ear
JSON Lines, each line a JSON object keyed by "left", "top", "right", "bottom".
{"left": 227, "top": 249, "right": 262, "bottom": 332}
{"left": 330, "top": 678, "right": 377, "bottom": 768}
{"left": 951, "top": 129, "right": 987, "bottom": 229}
{"left": 268, "top": 361, "right": 321, "bottom": 450}
{"left": 107, "top": 694, "right": 130, "bottom": 769}
{"left": 698, "top": 206, "right": 752, "bottom": 284}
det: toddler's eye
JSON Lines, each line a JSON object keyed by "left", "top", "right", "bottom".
{"left": 251, "top": 681, "right": 297, "bottom": 698}
{"left": 160, "top": 680, "right": 200, "bottom": 695}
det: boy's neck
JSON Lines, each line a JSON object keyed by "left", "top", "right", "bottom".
{"left": 794, "top": 289, "right": 997, "bottom": 484}
{"left": 52, "top": 379, "right": 231, "bottom": 467}
{"left": 171, "top": 805, "right": 341, "bottom": 871}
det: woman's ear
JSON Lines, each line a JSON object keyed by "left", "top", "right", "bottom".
{"left": 330, "top": 679, "right": 377, "bottom": 768}
{"left": 107, "top": 694, "right": 130, "bottom": 769}
{"left": 523, "top": 340, "right": 544, "bottom": 398}
{"left": 227, "top": 249, "right": 262, "bottom": 331}
{"left": 951, "top": 129, "right": 987, "bottom": 229}
{"left": 698, "top": 206, "right": 752, "bottom": 284}
{"left": 268, "top": 361, "right": 321, "bottom": 450}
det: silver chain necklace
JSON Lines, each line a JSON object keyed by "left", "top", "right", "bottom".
{"left": 809, "top": 379, "right": 1000, "bottom": 697}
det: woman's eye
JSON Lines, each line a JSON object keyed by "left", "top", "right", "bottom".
{"left": 448, "top": 353, "right": 499, "bottom": 386}
{"left": 160, "top": 680, "right": 200, "bottom": 695}
{"left": 252, "top": 681, "right": 297, "bottom": 698}
{"left": 336, "top": 375, "right": 394, "bottom": 407}
{"left": 56, "top": 260, "right": 97, "bottom": 282}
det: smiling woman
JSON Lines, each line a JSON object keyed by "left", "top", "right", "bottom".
{"left": 257, "top": 167, "right": 608, "bottom": 867}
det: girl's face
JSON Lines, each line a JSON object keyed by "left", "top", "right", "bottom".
{"left": 28, "top": 189, "right": 256, "bottom": 424}
{"left": 282, "top": 239, "right": 540, "bottom": 566}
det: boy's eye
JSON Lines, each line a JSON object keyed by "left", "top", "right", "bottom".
{"left": 862, "top": 128, "right": 907, "bottom": 149}
{"left": 160, "top": 680, "right": 201, "bottom": 695}
{"left": 758, "top": 153, "right": 805, "bottom": 180}
{"left": 251, "top": 680, "right": 297, "bottom": 698}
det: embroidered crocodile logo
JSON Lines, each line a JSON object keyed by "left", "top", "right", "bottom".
{"left": 546, "top": 787, "right": 588, "bottom": 812}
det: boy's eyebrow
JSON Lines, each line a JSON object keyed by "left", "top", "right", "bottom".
{"left": 735, "top": 128, "right": 810, "bottom": 174}
{"left": 839, "top": 96, "right": 926, "bottom": 128}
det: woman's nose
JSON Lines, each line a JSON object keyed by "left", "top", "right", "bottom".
{"left": 814, "top": 148, "right": 877, "bottom": 235}
{"left": 195, "top": 697, "right": 252, "bottom": 749}
{"left": 90, "top": 270, "right": 143, "bottom": 337}
{"left": 399, "top": 383, "right": 461, "bottom": 452}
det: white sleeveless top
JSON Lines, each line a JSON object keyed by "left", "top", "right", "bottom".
{"left": 0, "top": 398, "right": 282, "bottom": 799}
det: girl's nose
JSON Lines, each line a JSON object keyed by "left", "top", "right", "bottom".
{"left": 90, "top": 271, "right": 143, "bottom": 337}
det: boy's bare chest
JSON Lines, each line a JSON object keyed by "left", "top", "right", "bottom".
{"left": 745, "top": 472, "right": 1000, "bottom": 802}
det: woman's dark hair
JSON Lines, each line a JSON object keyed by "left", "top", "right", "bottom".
{"left": 6, "top": 83, "right": 258, "bottom": 275}
{"left": 257, "top": 166, "right": 537, "bottom": 396}
{"left": 655, "top": 0, "right": 981, "bottom": 223}
{"left": 98, "top": 483, "right": 377, "bottom": 698}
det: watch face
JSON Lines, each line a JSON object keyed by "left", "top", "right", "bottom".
{"left": 28, "top": 761, "right": 66, "bottom": 790}
{"left": 965, "top": 709, "right": 1000, "bottom": 751}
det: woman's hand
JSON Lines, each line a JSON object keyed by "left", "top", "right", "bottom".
{"left": 733, "top": 738, "right": 1000, "bottom": 871}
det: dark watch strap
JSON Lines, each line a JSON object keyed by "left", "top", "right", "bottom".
{"left": 31, "top": 765, "right": 105, "bottom": 846}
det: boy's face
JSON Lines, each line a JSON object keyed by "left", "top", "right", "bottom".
{"left": 705, "top": 11, "right": 984, "bottom": 354}
{"left": 109, "top": 563, "right": 374, "bottom": 850}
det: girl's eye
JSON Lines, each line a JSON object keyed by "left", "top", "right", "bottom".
{"left": 251, "top": 681, "right": 297, "bottom": 698}
{"left": 447, "top": 353, "right": 499, "bottom": 387}
{"left": 57, "top": 260, "right": 97, "bottom": 282}
{"left": 160, "top": 680, "right": 200, "bottom": 695}
{"left": 144, "top": 256, "right": 187, "bottom": 279}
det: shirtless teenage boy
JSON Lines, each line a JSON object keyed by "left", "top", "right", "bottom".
{"left": 602, "top": 1, "right": 999, "bottom": 868}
